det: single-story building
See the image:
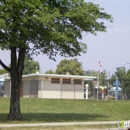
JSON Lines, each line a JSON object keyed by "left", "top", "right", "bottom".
{"left": 0, "top": 78, "right": 4, "bottom": 96}
{"left": 3, "top": 73, "right": 96, "bottom": 99}
{"left": 0, "top": 73, "right": 9, "bottom": 96}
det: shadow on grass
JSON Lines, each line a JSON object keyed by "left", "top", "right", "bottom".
{"left": 0, "top": 113, "right": 108, "bottom": 123}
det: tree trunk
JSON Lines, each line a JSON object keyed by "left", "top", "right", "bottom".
{"left": 7, "top": 47, "right": 25, "bottom": 120}
{"left": 7, "top": 81, "right": 23, "bottom": 120}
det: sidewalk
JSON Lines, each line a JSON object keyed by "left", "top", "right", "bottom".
{"left": 0, "top": 121, "right": 127, "bottom": 129}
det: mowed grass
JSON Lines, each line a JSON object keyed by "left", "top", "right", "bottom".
{"left": 0, "top": 98, "right": 130, "bottom": 124}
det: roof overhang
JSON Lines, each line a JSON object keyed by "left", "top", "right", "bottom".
{"left": 4, "top": 73, "right": 97, "bottom": 81}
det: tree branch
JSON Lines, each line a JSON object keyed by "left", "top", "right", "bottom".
{"left": 0, "top": 59, "right": 11, "bottom": 72}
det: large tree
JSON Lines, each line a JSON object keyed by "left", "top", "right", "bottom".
{"left": 122, "top": 69, "right": 130, "bottom": 94}
{"left": 0, "top": 0, "right": 112, "bottom": 120}
{"left": 45, "top": 69, "right": 55, "bottom": 74}
{"left": 98, "top": 70, "right": 108, "bottom": 86}
{"left": 85, "top": 70, "right": 108, "bottom": 86}
{"left": 110, "top": 67, "right": 126, "bottom": 85}
{"left": 55, "top": 58, "right": 86, "bottom": 75}
{"left": 0, "top": 59, "right": 40, "bottom": 75}
{"left": 23, "top": 58, "right": 40, "bottom": 74}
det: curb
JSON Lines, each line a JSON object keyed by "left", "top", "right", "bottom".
{"left": 0, "top": 121, "right": 118, "bottom": 128}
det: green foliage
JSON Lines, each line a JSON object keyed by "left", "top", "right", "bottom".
{"left": 122, "top": 69, "right": 130, "bottom": 93}
{"left": 99, "top": 70, "right": 108, "bottom": 86}
{"left": 0, "top": 69, "right": 8, "bottom": 75}
{"left": 110, "top": 74, "right": 116, "bottom": 84}
{"left": 45, "top": 69, "right": 55, "bottom": 74}
{"left": 85, "top": 70, "right": 98, "bottom": 77}
{"left": 55, "top": 58, "right": 86, "bottom": 75}
{"left": 23, "top": 59, "right": 40, "bottom": 74}
{"left": 110, "top": 67, "right": 126, "bottom": 87}
{"left": 109, "top": 67, "right": 130, "bottom": 93}
{"left": 85, "top": 70, "right": 108, "bottom": 86}
{"left": 85, "top": 80, "right": 94, "bottom": 89}
{"left": 0, "top": 0, "right": 112, "bottom": 60}
{"left": 0, "top": 0, "right": 113, "bottom": 120}
{"left": 115, "top": 67, "right": 126, "bottom": 81}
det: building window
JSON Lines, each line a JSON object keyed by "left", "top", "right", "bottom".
{"left": 51, "top": 78, "right": 60, "bottom": 84}
{"left": 74, "top": 79, "right": 82, "bottom": 85}
{"left": 63, "top": 79, "right": 71, "bottom": 84}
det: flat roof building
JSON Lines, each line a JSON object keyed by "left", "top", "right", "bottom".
{"left": 3, "top": 73, "right": 96, "bottom": 99}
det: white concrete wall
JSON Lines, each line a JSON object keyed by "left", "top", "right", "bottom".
{"left": 30, "top": 80, "right": 38, "bottom": 98}
{"left": 75, "top": 90, "right": 84, "bottom": 99}
{"left": 37, "top": 79, "right": 84, "bottom": 99}
{"left": 74, "top": 83, "right": 84, "bottom": 99}
{"left": 41, "top": 80, "right": 61, "bottom": 99}
{"left": 38, "top": 80, "right": 44, "bottom": 98}
{"left": 3, "top": 76, "right": 85, "bottom": 99}
{"left": 61, "top": 84, "right": 74, "bottom": 99}
{"left": 23, "top": 80, "right": 31, "bottom": 98}
{"left": 23, "top": 80, "right": 38, "bottom": 98}
{"left": 61, "top": 90, "right": 74, "bottom": 99}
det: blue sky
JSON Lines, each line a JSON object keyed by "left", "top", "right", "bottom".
{"left": 0, "top": 0, "right": 130, "bottom": 76}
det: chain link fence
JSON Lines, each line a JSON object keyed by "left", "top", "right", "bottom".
{"left": 88, "top": 87, "right": 130, "bottom": 100}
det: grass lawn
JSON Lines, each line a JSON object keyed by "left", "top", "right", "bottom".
{"left": 0, "top": 98, "right": 130, "bottom": 124}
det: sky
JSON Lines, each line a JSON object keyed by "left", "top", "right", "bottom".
{"left": 0, "top": 0, "right": 130, "bottom": 77}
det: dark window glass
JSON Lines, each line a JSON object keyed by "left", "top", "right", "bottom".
{"left": 74, "top": 79, "right": 82, "bottom": 85}
{"left": 51, "top": 78, "right": 60, "bottom": 84}
{"left": 63, "top": 79, "right": 71, "bottom": 84}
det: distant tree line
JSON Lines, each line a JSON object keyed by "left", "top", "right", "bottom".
{"left": 1, "top": 58, "right": 130, "bottom": 93}
{"left": 0, "top": 58, "right": 40, "bottom": 75}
